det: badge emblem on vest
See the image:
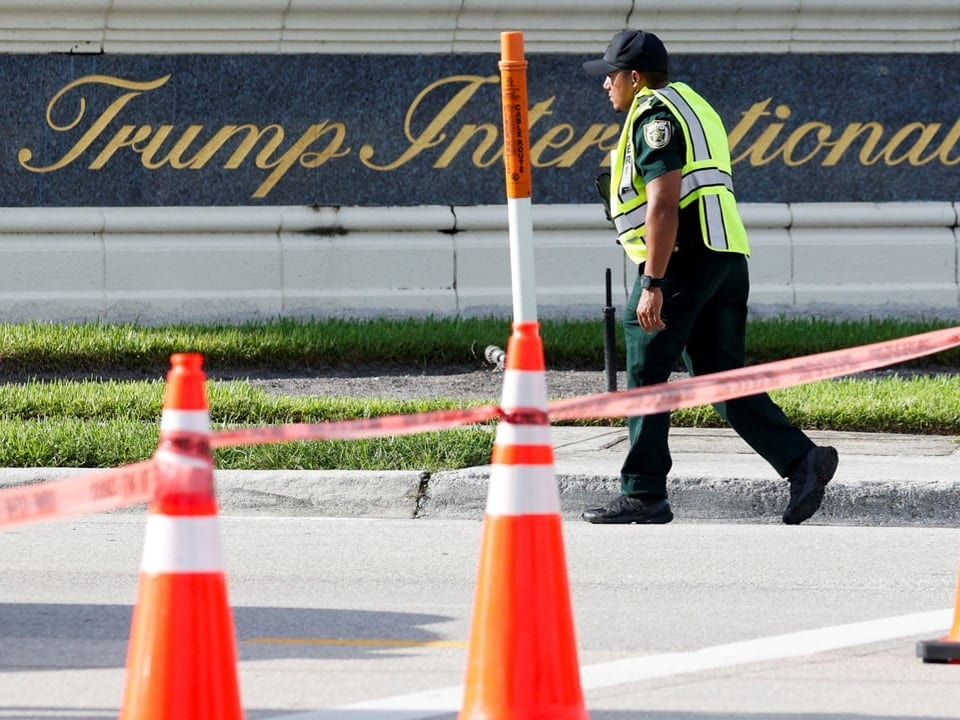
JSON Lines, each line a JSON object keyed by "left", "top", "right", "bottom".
{"left": 643, "top": 120, "right": 672, "bottom": 149}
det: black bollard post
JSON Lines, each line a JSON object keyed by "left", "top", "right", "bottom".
{"left": 603, "top": 268, "right": 617, "bottom": 392}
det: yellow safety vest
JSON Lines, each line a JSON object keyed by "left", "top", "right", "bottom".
{"left": 610, "top": 82, "right": 750, "bottom": 264}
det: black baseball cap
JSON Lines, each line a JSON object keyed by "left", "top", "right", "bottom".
{"left": 582, "top": 30, "right": 669, "bottom": 76}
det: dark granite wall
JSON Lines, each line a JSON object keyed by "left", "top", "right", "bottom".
{"left": 2, "top": 53, "right": 956, "bottom": 206}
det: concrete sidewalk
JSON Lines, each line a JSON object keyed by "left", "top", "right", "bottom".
{"left": 4, "top": 427, "right": 956, "bottom": 526}
{"left": 425, "top": 427, "right": 960, "bottom": 525}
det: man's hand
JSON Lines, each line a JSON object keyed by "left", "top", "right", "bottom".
{"left": 637, "top": 287, "right": 665, "bottom": 333}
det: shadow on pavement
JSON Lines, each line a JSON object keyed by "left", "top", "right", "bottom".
{"left": 0, "top": 602, "right": 454, "bottom": 670}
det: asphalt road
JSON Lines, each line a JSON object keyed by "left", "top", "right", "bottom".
{"left": 1, "top": 514, "right": 959, "bottom": 719}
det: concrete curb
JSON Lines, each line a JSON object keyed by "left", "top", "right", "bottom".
{"left": 2, "top": 429, "right": 957, "bottom": 526}
{"left": 424, "top": 469, "right": 960, "bottom": 526}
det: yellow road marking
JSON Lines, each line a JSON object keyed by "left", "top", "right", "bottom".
{"left": 245, "top": 637, "right": 468, "bottom": 649}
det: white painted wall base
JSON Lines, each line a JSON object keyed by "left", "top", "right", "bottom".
{"left": 1, "top": 203, "right": 956, "bottom": 323}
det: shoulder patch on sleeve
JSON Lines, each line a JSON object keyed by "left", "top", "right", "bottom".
{"left": 642, "top": 119, "right": 672, "bottom": 150}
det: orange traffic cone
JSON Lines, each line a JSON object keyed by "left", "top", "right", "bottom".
{"left": 120, "top": 353, "right": 243, "bottom": 719}
{"left": 917, "top": 565, "right": 960, "bottom": 663}
{"left": 459, "top": 321, "right": 588, "bottom": 720}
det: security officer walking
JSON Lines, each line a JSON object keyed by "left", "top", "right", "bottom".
{"left": 581, "top": 29, "right": 838, "bottom": 525}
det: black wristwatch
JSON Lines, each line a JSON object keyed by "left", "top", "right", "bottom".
{"left": 640, "top": 274, "right": 665, "bottom": 290}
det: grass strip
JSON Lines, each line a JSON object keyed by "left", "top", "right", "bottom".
{"left": 0, "top": 375, "right": 956, "bottom": 469}
{"left": 671, "top": 376, "right": 960, "bottom": 436}
{"left": 0, "top": 316, "right": 957, "bottom": 374}
{"left": 0, "top": 418, "right": 494, "bottom": 471}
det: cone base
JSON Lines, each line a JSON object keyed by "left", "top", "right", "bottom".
{"left": 121, "top": 572, "right": 242, "bottom": 720}
{"left": 917, "top": 638, "right": 960, "bottom": 664}
{"left": 460, "top": 708, "right": 589, "bottom": 720}
{"left": 460, "top": 514, "right": 587, "bottom": 720}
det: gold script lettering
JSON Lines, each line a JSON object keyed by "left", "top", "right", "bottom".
{"left": 535, "top": 122, "right": 619, "bottom": 168}
{"left": 433, "top": 97, "right": 560, "bottom": 169}
{"left": 434, "top": 124, "right": 501, "bottom": 169}
{"left": 729, "top": 100, "right": 792, "bottom": 165}
{"left": 820, "top": 123, "right": 885, "bottom": 166}
{"left": 527, "top": 96, "right": 621, "bottom": 169}
{"left": 935, "top": 119, "right": 960, "bottom": 166}
{"left": 18, "top": 73, "right": 960, "bottom": 199}
{"left": 18, "top": 74, "right": 172, "bottom": 172}
{"left": 18, "top": 76, "right": 351, "bottom": 197}
{"left": 252, "top": 122, "right": 350, "bottom": 198}
{"left": 729, "top": 100, "right": 960, "bottom": 171}
{"left": 134, "top": 124, "right": 218, "bottom": 170}
{"left": 358, "top": 75, "right": 499, "bottom": 170}
{"left": 779, "top": 122, "right": 834, "bottom": 166}
{"left": 873, "top": 122, "right": 943, "bottom": 166}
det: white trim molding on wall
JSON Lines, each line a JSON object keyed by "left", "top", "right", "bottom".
{"left": 0, "top": 203, "right": 956, "bottom": 324}
{"left": 0, "top": 1, "right": 957, "bottom": 54}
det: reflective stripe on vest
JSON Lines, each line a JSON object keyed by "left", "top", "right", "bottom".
{"left": 656, "top": 86, "right": 710, "bottom": 160}
{"left": 613, "top": 167, "right": 734, "bottom": 235}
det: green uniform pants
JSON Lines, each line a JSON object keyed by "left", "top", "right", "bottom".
{"left": 621, "top": 251, "right": 813, "bottom": 498}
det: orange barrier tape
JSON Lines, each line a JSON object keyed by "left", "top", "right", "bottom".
{"left": 0, "top": 459, "right": 155, "bottom": 531}
{"left": 210, "top": 404, "right": 502, "bottom": 449}
{"left": 2, "top": 327, "right": 956, "bottom": 530}
{"left": 549, "top": 326, "right": 960, "bottom": 421}
{"left": 0, "top": 406, "right": 500, "bottom": 530}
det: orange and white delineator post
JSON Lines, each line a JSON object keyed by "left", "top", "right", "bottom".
{"left": 498, "top": 30, "right": 536, "bottom": 324}
{"left": 917, "top": 565, "right": 960, "bottom": 663}
{"left": 458, "top": 31, "right": 589, "bottom": 720}
{"left": 120, "top": 353, "right": 243, "bottom": 720}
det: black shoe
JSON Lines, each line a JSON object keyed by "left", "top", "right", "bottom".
{"left": 582, "top": 495, "right": 673, "bottom": 524}
{"left": 783, "top": 445, "right": 839, "bottom": 525}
